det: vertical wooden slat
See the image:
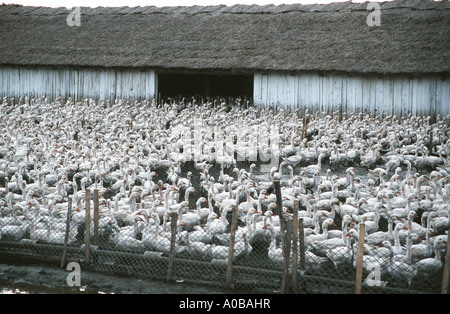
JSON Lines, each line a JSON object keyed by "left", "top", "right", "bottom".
{"left": 61, "top": 198, "right": 72, "bottom": 268}
{"left": 274, "top": 179, "right": 290, "bottom": 293}
{"left": 291, "top": 199, "right": 299, "bottom": 293}
{"left": 298, "top": 218, "right": 305, "bottom": 272}
{"left": 166, "top": 212, "right": 178, "bottom": 281}
{"left": 355, "top": 222, "right": 366, "bottom": 294}
{"left": 93, "top": 189, "right": 99, "bottom": 246}
{"left": 84, "top": 188, "right": 91, "bottom": 265}
{"left": 226, "top": 206, "right": 239, "bottom": 288}
{"left": 441, "top": 222, "right": 450, "bottom": 294}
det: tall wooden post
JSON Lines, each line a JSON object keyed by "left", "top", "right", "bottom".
{"left": 166, "top": 212, "right": 178, "bottom": 281}
{"left": 61, "top": 199, "right": 72, "bottom": 268}
{"left": 274, "top": 179, "right": 290, "bottom": 293}
{"left": 441, "top": 222, "right": 450, "bottom": 294}
{"left": 84, "top": 188, "right": 91, "bottom": 265}
{"left": 291, "top": 199, "right": 299, "bottom": 293}
{"left": 298, "top": 218, "right": 306, "bottom": 273}
{"left": 226, "top": 206, "right": 239, "bottom": 288}
{"left": 355, "top": 223, "right": 366, "bottom": 294}
{"left": 93, "top": 189, "right": 99, "bottom": 246}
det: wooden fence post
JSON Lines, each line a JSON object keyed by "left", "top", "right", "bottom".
{"left": 273, "top": 179, "right": 290, "bottom": 293}
{"left": 441, "top": 223, "right": 450, "bottom": 294}
{"left": 166, "top": 212, "right": 178, "bottom": 281}
{"left": 298, "top": 218, "right": 305, "bottom": 273}
{"left": 84, "top": 188, "right": 91, "bottom": 265}
{"left": 93, "top": 189, "right": 99, "bottom": 246}
{"left": 226, "top": 206, "right": 239, "bottom": 288}
{"left": 355, "top": 222, "right": 366, "bottom": 294}
{"left": 291, "top": 199, "right": 299, "bottom": 293}
{"left": 61, "top": 198, "right": 72, "bottom": 268}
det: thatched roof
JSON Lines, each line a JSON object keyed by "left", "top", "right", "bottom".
{"left": 0, "top": 0, "right": 449, "bottom": 75}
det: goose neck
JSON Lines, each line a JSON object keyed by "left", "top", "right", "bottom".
{"left": 434, "top": 246, "right": 441, "bottom": 261}
{"left": 405, "top": 236, "right": 413, "bottom": 261}
{"left": 393, "top": 227, "right": 402, "bottom": 251}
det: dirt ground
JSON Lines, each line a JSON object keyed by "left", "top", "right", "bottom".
{"left": 0, "top": 261, "right": 258, "bottom": 294}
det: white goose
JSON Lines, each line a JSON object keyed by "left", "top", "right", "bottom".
{"left": 205, "top": 212, "right": 227, "bottom": 238}
{"left": 336, "top": 198, "right": 366, "bottom": 217}
{"left": 385, "top": 246, "right": 418, "bottom": 286}
{"left": 326, "top": 228, "right": 355, "bottom": 269}
{"left": 307, "top": 218, "right": 344, "bottom": 256}
{"left": 183, "top": 186, "right": 196, "bottom": 204}
{"left": 1, "top": 218, "right": 30, "bottom": 240}
{"left": 184, "top": 229, "right": 210, "bottom": 258}
{"left": 215, "top": 185, "right": 244, "bottom": 210}
{"left": 113, "top": 227, "right": 144, "bottom": 251}
{"left": 415, "top": 236, "right": 446, "bottom": 275}
{"left": 410, "top": 229, "right": 433, "bottom": 261}
{"left": 360, "top": 203, "right": 383, "bottom": 235}
{"left": 300, "top": 153, "right": 325, "bottom": 176}
{"left": 264, "top": 223, "right": 284, "bottom": 263}
{"left": 430, "top": 206, "right": 449, "bottom": 235}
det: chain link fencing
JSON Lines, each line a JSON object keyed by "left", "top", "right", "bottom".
{"left": 1, "top": 183, "right": 448, "bottom": 294}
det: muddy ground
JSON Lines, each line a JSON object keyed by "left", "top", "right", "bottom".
{"left": 0, "top": 261, "right": 260, "bottom": 294}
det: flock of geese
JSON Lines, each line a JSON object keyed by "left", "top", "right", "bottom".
{"left": 0, "top": 96, "right": 449, "bottom": 288}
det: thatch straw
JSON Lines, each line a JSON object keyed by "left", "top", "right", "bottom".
{"left": 0, "top": 0, "right": 449, "bottom": 75}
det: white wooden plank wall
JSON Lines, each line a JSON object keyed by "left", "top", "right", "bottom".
{"left": 254, "top": 73, "right": 450, "bottom": 118}
{"left": 0, "top": 66, "right": 157, "bottom": 102}
{"left": 1, "top": 66, "right": 448, "bottom": 118}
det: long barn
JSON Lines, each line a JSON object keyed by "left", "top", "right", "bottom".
{"left": 0, "top": 0, "right": 449, "bottom": 117}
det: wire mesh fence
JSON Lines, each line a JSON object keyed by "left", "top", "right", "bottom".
{"left": 0, "top": 184, "right": 448, "bottom": 294}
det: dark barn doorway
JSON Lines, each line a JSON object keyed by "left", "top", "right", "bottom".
{"left": 157, "top": 73, "right": 253, "bottom": 99}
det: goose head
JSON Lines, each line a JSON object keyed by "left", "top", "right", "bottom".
{"left": 207, "top": 212, "right": 219, "bottom": 222}
{"left": 406, "top": 210, "right": 417, "bottom": 223}
{"left": 357, "top": 198, "right": 367, "bottom": 206}
{"left": 269, "top": 167, "right": 278, "bottom": 179}
{"left": 341, "top": 214, "right": 354, "bottom": 226}
{"left": 322, "top": 218, "right": 336, "bottom": 229}
{"left": 433, "top": 236, "right": 447, "bottom": 250}
{"left": 394, "top": 222, "right": 408, "bottom": 232}
{"left": 267, "top": 202, "right": 277, "bottom": 212}
{"left": 346, "top": 228, "right": 359, "bottom": 241}
{"left": 196, "top": 197, "right": 207, "bottom": 206}
{"left": 407, "top": 233, "right": 421, "bottom": 244}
